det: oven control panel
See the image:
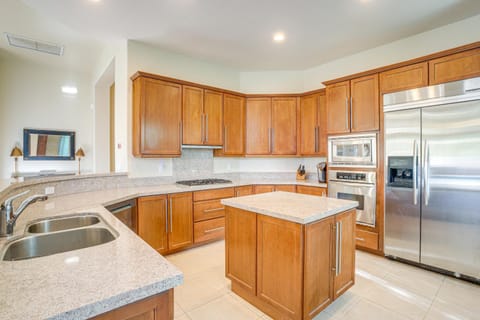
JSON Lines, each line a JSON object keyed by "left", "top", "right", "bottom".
{"left": 336, "top": 172, "right": 366, "bottom": 181}
{"left": 328, "top": 170, "right": 376, "bottom": 185}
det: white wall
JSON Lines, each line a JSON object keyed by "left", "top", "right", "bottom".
{"left": 0, "top": 52, "right": 94, "bottom": 179}
{"left": 236, "top": 13, "right": 480, "bottom": 93}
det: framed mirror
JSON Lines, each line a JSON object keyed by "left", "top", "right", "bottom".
{"left": 23, "top": 128, "right": 76, "bottom": 160}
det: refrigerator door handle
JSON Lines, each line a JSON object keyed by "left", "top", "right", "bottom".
{"left": 424, "top": 140, "right": 431, "bottom": 206}
{"left": 413, "top": 139, "right": 418, "bottom": 205}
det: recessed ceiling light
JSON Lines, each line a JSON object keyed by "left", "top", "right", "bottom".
{"left": 273, "top": 32, "right": 285, "bottom": 43}
{"left": 62, "top": 86, "right": 78, "bottom": 95}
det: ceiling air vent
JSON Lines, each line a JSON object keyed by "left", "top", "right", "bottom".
{"left": 5, "top": 33, "right": 64, "bottom": 56}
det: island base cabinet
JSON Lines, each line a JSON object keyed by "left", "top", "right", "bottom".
{"left": 225, "top": 206, "right": 356, "bottom": 320}
{"left": 91, "top": 289, "right": 173, "bottom": 320}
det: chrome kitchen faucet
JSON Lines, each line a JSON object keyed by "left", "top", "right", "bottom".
{"left": 0, "top": 190, "right": 48, "bottom": 237}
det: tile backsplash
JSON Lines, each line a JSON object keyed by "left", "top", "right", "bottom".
{"left": 172, "top": 149, "right": 215, "bottom": 180}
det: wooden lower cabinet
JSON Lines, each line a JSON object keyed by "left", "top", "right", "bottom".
{"left": 296, "top": 185, "right": 327, "bottom": 197}
{"left": 253, "top": 185, "right": 275, "bottom": 194}
{"left": 92, "top": 289, "right": 173, "bottom": 320}
{"left": 192, "top": 187, "right": 234, "bottom": 244}
{"left": 274, "top": 184, "right": 296, "bottom": 192}
{"left": 138, "top": 193, "right": 193, "bottom": 254}
{"left": 234, "top": 185, "right": 254, "bottom": 197}
{"left": 225, "top": 207, "right": 356, "bottom": 320}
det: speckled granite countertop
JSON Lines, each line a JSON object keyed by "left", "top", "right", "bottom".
{"left": 0, "top": 179, "right": 327, "bottom": 320}
{"left": 221, "top": 191, "right": 358, "bottom": 224}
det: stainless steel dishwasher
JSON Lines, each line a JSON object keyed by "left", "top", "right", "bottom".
{"left": 105, "top": 199, "right": 137, "bottom": 233}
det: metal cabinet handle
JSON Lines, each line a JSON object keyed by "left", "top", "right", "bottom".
{"left": 413, "top": 140, "right": 418, "bottom": 205}
{"left": 314, "top": 127, "right": 318, "bottom": 153}
{"left": 224, "top": 126, "right": 227, "bottom": 152}
{"left": 268, "top": 128, "right": 272, "bottom": 153}
{"left": 169, "top": 198, "right": 173, "bottom": 233}
{"left": 345, "top": 97, "right": 349, "bottom": 130}
{"left": 424, "top": 141, "right": 431, "bottom": 206}
{"left": 179, "top": 122, "right": 183, "bottom": 147}
{"left": 337, "top": 221, "right": 342, "bottom": 276}
{"left": 204, "top": 226, "right": 225, "bottom": 234}
{"left": 203, "top": 207, "right": 224, "bottom": 213}
{"left": 164, "top": 199, "right": 168, "bottom": 233}
{"left": 205, "top": 113, "right": 209, "bottom": 143}
{"left": 350, "top": 96, "right": 353, "bottom": 130}
{"left": 355, "top": 237, "right": 365, "bottom": 242}
{"left": 271, "top": 128, "right": 275, "bottom": 153}
{"left": 235, "top": 190, "right": 239, "bottom": 197}
{"left": 201, "top": 114, "right": 205, "bottom": 143}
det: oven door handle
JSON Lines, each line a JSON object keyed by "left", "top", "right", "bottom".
{"left": 328, "top": 181, "right": 375, "bottom": 189}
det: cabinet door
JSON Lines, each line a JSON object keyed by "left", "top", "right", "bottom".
{"left": 182, "top": 85, "right": 204, "bottom": 145}
{"left": 223, "top": 94, "right": 245, "bottom": 155}
{"left": 133, "top": 78, "right": 182, "bottom": 156}
{"left": 254, "top": 185, "right": 275, "bottom": 194}
{"left": 246, "top": 98, "right": 272, "bottom": 155}
{"left": 257, "top": 215, "right": 303, "bottom": 319}
{"left": 350, "top": 74, "right": 379, "bottom": 132}
{"left": 300, "top": 94, "right": 318, "bottom": 155}
{"left": 333, "top": 209, "right": 356, "bottom": 299}
{"left": 380, "top": 62, "right": 428, "bottom": 94}
{"left": 274, "top": 185, "right": 296, "bottom": 192}
{"left": 326, "top": 81, "right": 350, "bottom": 134}
{"left": 204, "top": 90, "right": 223, "bottom": 145}
{"left": 271, "top": 97, "right": 297, "bottom": 155}
{"left": 317, "top": 94, "right": 328, "bottom": 156}
{"left": 304, "top": 216, "right": 334, "bottom": 319}
{"left": 234, "top": 185, "right": 254, "bottom": 197}
{"left": 296, "top": 185, "right": 327, "bottom": 197}
{"left": 137, "top": 195, "right": 168, "bottom": 254}
{"left": 168, "top": 192, "right": 193, "bottom": 251}
{"left": 429, "top": 48, "right": 480, "bottom": 85}
{"left": 225, "top": 207, "right": 257, "bottom": 295}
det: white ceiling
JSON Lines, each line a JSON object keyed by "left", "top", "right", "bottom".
{"left": 3, "top": 0, "right": 480, "bottom": 72}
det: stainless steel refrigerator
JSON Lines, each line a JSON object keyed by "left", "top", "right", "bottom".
{"left": 383, "top": 77, "right": 480, "bottom": 282}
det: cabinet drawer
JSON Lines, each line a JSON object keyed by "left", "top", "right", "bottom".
{"left": 254, "top": 185, "right": 275, "bottom": 194}
{"left": 296, "top": 185, "right": 327, "bottom": 197}
{"left": 274, "top": 184, "right": 296, "bottom": 192}
{"left": 194, "top": 199, "right": 225, "bottom": 222}
{"left": 194, "top": 217, "right": 225, "bottom": 243}
{"left": 193, "top": 187, "right": 235, "bottom": 202}
{"left": 355, "top": 229, "right": 378, "bottom": 250}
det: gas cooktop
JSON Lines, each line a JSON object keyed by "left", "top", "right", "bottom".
{"left": 176, "top": 178, "right": 232, "bottom": 186}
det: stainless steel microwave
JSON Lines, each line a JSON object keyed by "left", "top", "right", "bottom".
{"left": 328, "top": 134, "right": 377, "bottom": 168}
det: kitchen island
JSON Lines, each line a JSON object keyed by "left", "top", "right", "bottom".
{"left": 222, "top": 191, "right": 358, "bottom": 320}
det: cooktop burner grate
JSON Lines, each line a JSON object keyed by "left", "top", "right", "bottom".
{"left": 176, "top": 178, "right": 232, "bottom": 186}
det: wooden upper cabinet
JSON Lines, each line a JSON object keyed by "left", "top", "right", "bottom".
{"left": 167, "top": 192, "right": 193, "bottom": 251}
{"left": 137, "top": 195, "right": 168, "bottom": 254}
{"left": 300, "top": 93, "right": 327, "bottom": 156}
{"left": 246, "top": 98, "right": 272, "bottom": 155}
{"left": 326, "top": 75, "right": 379, "bottom": 134}
{"left": 429, "top": 48, "right": 480, "bottom": 85}
{"left": 132, "top": 77, "right": 182, "bottom": 157}
{"left": 350, "top": 74, "right": 379, "bottom": 133}
{"left": 326, "top": 81, "right": 350, "bottom": 134}
{"left": 183, "top": 86, "right": 223, "bottom": 146}
{"left": 223, "top": 94, "right": 245, "bottom": 155}
{"left": 182, "top": 86, "right": 204, "bottom": 145}
{"left": 271, "top": 97, "right": 297, "bottom": 155}
{"left": 380, "top": 62, "right": 428, "bottom": 94}
{"left": 204, "top": 90, "right": 223, "bottom": 145}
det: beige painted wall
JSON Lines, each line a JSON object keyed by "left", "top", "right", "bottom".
{"left": 0, "top": 52, "right": 94, "bottom": 179}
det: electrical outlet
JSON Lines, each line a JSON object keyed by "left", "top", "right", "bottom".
{"left": 45, "top": 186, "right": 55, "bottom": 195}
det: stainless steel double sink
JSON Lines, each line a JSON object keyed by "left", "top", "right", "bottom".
{"left": 1, "top": 213, "right": 118, "bottom": 261}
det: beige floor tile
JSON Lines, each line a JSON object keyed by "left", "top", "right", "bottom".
{"left": 382, "top": 262, "right": 445, "bottom": 299}
{"left": 228, "top": 292, "right": 267, "bottom": 317}
{"left": 322, "top": 291, "right": 361, "bottom": 317}
{"left": 355, "top": 251, "right": 395, "bottom": 278}
{"left": 175, "top": 313, "right": 191, "bottom": 320}
{"left": 361, "top": 274, "right": 432, "bottom": 320}
{"left": 174, "top": 269, "right": 229, "bottom": 311}
{"left": 187, "top": 294, "right": 262, "bottom": 320}
{"left": 425, "top": 297, "right": 479, "bottom": 320}
{"left": 434, "top": 277, "right": 480, "bottom": 315}
{"left": 338, "top": 298, "right": 412, "bottom": 320}
{"left": 174, "top": 302, "right": 185, "bottom": 317}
